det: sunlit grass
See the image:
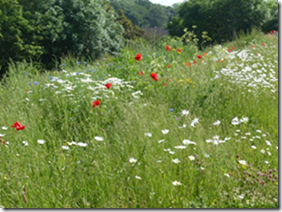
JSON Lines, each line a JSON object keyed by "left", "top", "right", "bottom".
{"left": 0, "top": 32, "right": 278, "bottom": 208}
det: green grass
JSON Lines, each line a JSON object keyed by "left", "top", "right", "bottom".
{"left": 0, "top": 31, "right": 278, "bottom": 208}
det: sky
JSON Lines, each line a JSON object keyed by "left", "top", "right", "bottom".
{"left": 149, "top": 0, "right": 185, "bottom": 7}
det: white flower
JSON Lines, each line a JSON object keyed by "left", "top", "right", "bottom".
{"left": 94, "top": 136, "right": 104, "bottom": 141}
{"left": 0, "top": 134, "right": 5, "bottom": 137}
{"left": 251, "top": 145, "right": 256, "bottom": 149}
{"left": 206, "top": 139, "right": 213, "bottom": 143}
{"left": 238, "top": 160, "right": 247, "bottom": 166}
{"left": 25, "top": 98, "right": 29, "bottom": 102}
{"left": 213, "top": 135, "right": 220, "bottom": 140}
{"left": 179, "top": 124, "right": 187, "bottom": 129}
{"left": 224, "top": 173, "right": 230, "bottom": 178}
{"left": 169, "top": 151, "right": 175, "bottom": 154}
{"left": 182, "top": 139, "right": 197, "bottom": 145}
{"left": 68, "top": 141, "right": 77, "bottom": 146}
{"left": 231, "top": 117, "right": 240, "bottom": 125}
{"left": 172, "top": 181, "right": 182, "bottom": 186}
{"left": 200, "top": 167, "right": 204, "bottom": 170}
{"left": 62, "top": 145, "right": 69, "bottom": 150}
{"left": 144, "top": 133, "right": 152, "bottom": 137}
{"left": 265, "top": 161, "right": 269, "bottom": 164}
{"left": 1, "top": 127, "right": 8, "bottom": 130}
{"left": 156, "top": 160, "right": 162, "bottom": 163}
{"left": 267, "top": 152, "right": 271, "bottom": 156}
{"left": 77, "top": 142, "right": 87, "bottom": 147}
{"left": 204, "top": 154, "right": 210, "bottom": 158}
{"left": 158, "top": 139, "right": 165, "bottom": 143}
{"left": 213, "top": 120, "right": 221, "bottom": 125}
{"left": 188, "top": 155, "right": 195, "bottom": 161}
{"left": 163, "top": 148, "right": 171, "bottom": 152}
{"left": 256, "top": 130, "right": 262, "bottom": 133}
{"left": 135, "top": 175, "right": 142, "bottom": 180}
{"left": 240, "top": 117, "right": 249, "bottom": 123}
{"left": 129, "top": 158, "right": 137, "bottom": 163}
{"left": 172, "top": 158, "right": 180, "bottom": 164}
{"left": 181, "top": 110, "right": 189, "bottom": 116}
{"left": 37, "top": 139, "right": 45, "bottom": 144}
{"left": 191, "top": 118, "right": 199, "bottom": 127}
{"left": 174, "top": 145, "right": 187, "bottom": 149}
{"left": 22, "top": 141, "right": 28, "bottom": 146}
{"left": 265, "top": 140, "right": 272, "bottom": 146}
{"left": 161, "top": 129, "right": 169, "bottom": 134}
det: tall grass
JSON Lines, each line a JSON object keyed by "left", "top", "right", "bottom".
{"left": 0, "top": 31, "right": 278, "bottom": 208}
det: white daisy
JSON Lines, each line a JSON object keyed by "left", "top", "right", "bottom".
{"left": 0, "top": 134, "right": 5, "bottom": 137}
{"left": 22, "top": 141, "right": 28, "bottom": 146}
{"left": 251, "top": 145, "right": 256, "bottom": 149}
{"left": 188, "top": 155, "right": 195, "bottom": 161}
{"left": 77, "top": 142, "right": 87, "bottom": 147}
{"left": 240, "top": 117, "right": 249, "bottom": 123}
{"left": 174, "top": 145, "right": 187, "bottom": 149}
{"left": 37, "top": 139, "right": 45, "bottom": 144}
{"left": 172, "top": 181, "right": 182, "bottom": 186}
{"left": 238, "top": 160, "right": 247, "bottom": 166}
{"left": 94, "top": 136, "right": 104, "bottom": 141}
{"left": 144, "top": 133, "right": 152, "bottom": 137}
{"left": 213, "top": 120, "right": 221, "bottom": 125}
{"left": 224, "top": 173, "right": 230, "bottom": 178}
{"left": 231, "top": 117, "right": 240, "bottom": 125}
{"left": 62, "top": 145, "right": 69, "bottom": 150}
{"left": 161, "top": 129, "right": 169, "bottom": 134}
{"left": 158, "top": 139, "right": 165, "bottom": 143}
{"left": 181, "top": 110, "right": 189, "bottom": 116}
{"left": 1, "top": 127, "right": 8, "bottom": 130}
{"left": 182, "top": 139, "right": 197, "bottom": 145}
{"left": 172, "top": 158, "right": 180, "bottom": 164}
{"left": 135, "top": 175, "right": 142, "bottom": 180}
{"left": 129, "top": 158, "right": 137, "bottom": 163}
{"left": 265, "top": 140, "right": 272, "bottom": 146}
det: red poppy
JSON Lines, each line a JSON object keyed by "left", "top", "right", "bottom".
{"left": 138, "top": 71, "right": 144, "bottom": 76}
{"left": 105, "top": 83, "right": 112, "bottom": 89}
{"left": 273, "top": 30, "right": 276, "bottom": 33}
{"left": 270, "top": 31, "right": 273, "bottom": 34}
{"left": 166, "top": 45, "right": 171, "bottom": 51}
{"left": 177, "top": 48, "right": 181, "bottom": 53}
{"left": 193, "top": 60, "right": 197, "bottom": 65}
{"left": 163, "top": 82, "right": 167, "bottom": 86}
{"left": 227, "top": 49, "right": 231, "bottom": 52}
{"left": 2, "top": 141, "right": 5, "bottom": 144}
{"left": 185, "top": 62, "right": 190, "bottom": 67}
{"left": 232, "top": 46, "right": 235, "bottom": 50}
{"left": 92, "top": 100, "right": 101, "bottom": 108}
{"left": 252, "top": 45, "right": 256, "bottom": 49}
{"left": 203, "top": 52, "right": 208, "bottom": 56}
{"left": 134, "top": 53, "right": 142, "bottom": 61}
{"left": 150, "top": 73, "right": 158, "bottom": 81}
{"left": 197, "top": 55, "right": 202, "bottom": 59}
{"left": 262, "top": 43, "right": 266, "bottom": 46}
{"left": 168, "top": 64, "right": 171, "bottom": 68}
{"left": 11, "top": 121, "right": 25, "bottom": 131}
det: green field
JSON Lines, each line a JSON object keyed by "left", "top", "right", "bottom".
{"left": 0, "top": 31, "right": 278, "bottom": 208}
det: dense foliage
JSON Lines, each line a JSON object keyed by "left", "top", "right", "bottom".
{"left": 167, "top": 0, "right": 278, "bottom": 46}
{"left": 0, "top": 0, "right": 125, "bottom": 74}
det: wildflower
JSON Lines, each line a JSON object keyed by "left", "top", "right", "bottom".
{"left": 252, "top": 45, "right": 256, "bottom": 49}
{"left": 150, "top": 73, "right": 158, "bottom": 81}
{"left": 191, "top": 118, "right": 199, "bottom": 127}
{"left": 231, "top": 117, "right": 240, "bottom": 125}
{"left": 188, "top": 155, "right": 195, "bottom": 161}
{"left": 206, "top": 139, "right": 213, "bottom": 143}
{"left": 37, "top": 139, "right": 45, "bottom": 144}
{"left": 163, "top": 82, "right": 167, "bottom": 86}
{"left": 144, "top": 133, "right": 152, "bottom": 137}
{"left": 182, "top": 139, "right": 196, "bottom": 145}
{"left": 213, "top": 120, "right": 221, "bottom": 125}
{"left": 22, "top": 141, "right": 28, "bottom": 146}
{"left": 172, "top": 158, "right": 180, "bottom": 164}
{"left": 265, "top": 140, "right": 271, "bottom": 146}
{"left": 161, "top": 129, "right": 169, "bottom": 134}
{"left": 193, "top": 60, "right": 197, "bottom": 65}
{"left": 224, "top": 173, "right": 230, "bottom": 178}
{"left": 203, "top": 52, "right": 208, "bottom": 56}
{"left": 11, "top": 121, "right": 25, "bottom": 131}
{"left": 134, "top": 53, "right": 142, "bottom": 61}
{"left": 135, "top": 175, "right": 142, "bottom": 180}
{"left": 261, "top": 149, "right": 265, "bottom": 154}
{"left": 177, "top": 48, "right": 181, "bottom": 54}
{"left": 181, "top": 110, "right": 189, "bottom": 116}
{"left": 0, "top": 134, "right": 5, "bottom": 137}
{"left": 240, "top": 117, "right": 249, "bottom": 123}
{"left": 262, "top": 43, "right": 266, "bottom": 46}
{"left": 77, "top": 142, "right": 87, "bottom": 147}
{"left": 138, "top": 71, "right": 144, "bottom": 76}
{"left": 62, "top": 145, "right": 69, "bottom": 150}
{"left": 170, "top": 108, "right": 174, "bottom": 112}
{"left": 265, "top": 161, "right": 269, "bottom": 164}
{"left": 169, "top": 151, "right": 175, "bottom": 154}
{"left": 129, "top": 158, "right": 137, "bottom": 163}
{"left": 94, "top": 136, "right": 104, "bottom": 141}
{"left": 167, "top": 64, "right": 171, "bottom": 68}
{"left": 232, "top": 46, "right": 235, "bottom": 50}
{"left": 105, "top": 83, "right": 112, "bottom": 89}
{"left": 174, "top": 145, "right": 187, "bottom": 149}
{"left": 166, "top": 45, "right": 171, "bottom": 51}
{"left": 172, "top": 181, "right": 182, "bottom": 186}
{"left": 158, "top": 139, "right": 165, "bottom": 143}
{"left": 238, "top": 160, "right": 247, "bottom": 166}
{"left": 227, "top": 49, "right": 231, "bottom": 52}
{"left": 204, "top": 154, "right": 210, "bottom": 157}
{"left": 251, "top": 145, "right": 256, "bottom": 149}
{"left": 197, "top": 55, "right": 202, "bottom": 59}
{"left": 92, "top": 100, "right": 101, "bottom": 108}
{"left": 185, "top": 62, "right": 190, "bottom": 67}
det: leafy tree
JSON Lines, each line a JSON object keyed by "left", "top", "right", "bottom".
{"left": 0, "top": 0, "right": 42, "bottom": 75}
{"left": 147, "top": 5, "right": 168, "bottom": 27}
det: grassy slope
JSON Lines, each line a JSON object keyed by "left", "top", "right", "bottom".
{"left": 0, "top": 31, "right": 278, "bottom": 208}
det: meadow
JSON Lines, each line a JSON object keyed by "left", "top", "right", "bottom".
{"left": 0, "top": 31, "right": 278, "bottom": 208}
